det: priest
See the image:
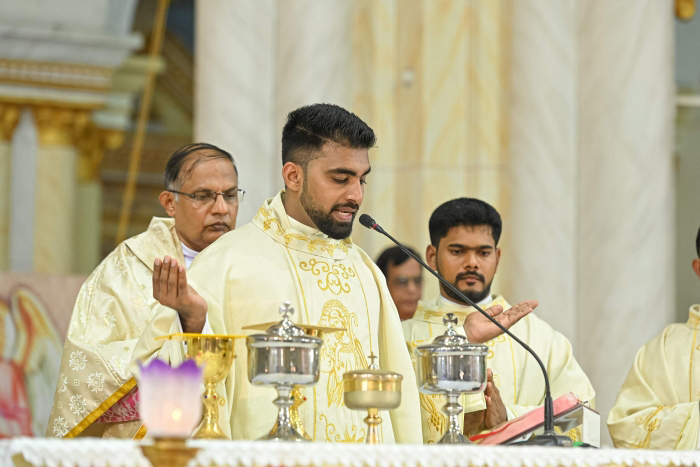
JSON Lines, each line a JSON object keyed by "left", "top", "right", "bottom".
{"left": 134, "top": 104, "right": 538, "bottom": 443}
{"left": 403, "top": 197, "right": 595, "bottom": 443}
{"left": 47, "top": 143, "right": 240, "bottom": 439}
{"left": 607, "top": 226, "right": 700, "bottom": 450}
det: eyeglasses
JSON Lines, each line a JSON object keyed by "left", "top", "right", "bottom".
{"left": 391, "top": 276, "right": 423, "bottom": 288}
{"left": 168, "top": 188, "right": 245, "bottom": 206}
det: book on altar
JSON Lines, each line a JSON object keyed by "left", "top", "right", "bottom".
{"left": 472, "top": 393, "right": 600, "bottom": 447}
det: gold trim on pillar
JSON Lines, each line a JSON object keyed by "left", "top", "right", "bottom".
{"left": 0, "top": 103, "right": 21, "bottom": 141}
{"left": 676, "top": 0, "right": 696, "bottom": 20}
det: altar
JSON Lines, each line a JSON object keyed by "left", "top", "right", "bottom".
{"left": 2, "top": 438, "right": 700, "bottom": 467}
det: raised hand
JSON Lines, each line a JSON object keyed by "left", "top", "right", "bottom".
{"left": 483, "top": 369, "right": 507, "bottom": 429}
{"left": 152, "top": 256, "right": 208, "bottom": 333}
{"left": 464, "top": 300, "right": 538, "bottom": 344}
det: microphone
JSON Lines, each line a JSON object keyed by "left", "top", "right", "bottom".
{"left": 360, "top": 213, "right": 569, "bottom": 446}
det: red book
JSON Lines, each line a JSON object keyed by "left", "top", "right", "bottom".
{"left": 472, "top": 393, "right": 584, "bottom": 445}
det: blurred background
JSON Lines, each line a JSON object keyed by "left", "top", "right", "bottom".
{"left": 0, "top": 0, "right": 699, "bottom": 445}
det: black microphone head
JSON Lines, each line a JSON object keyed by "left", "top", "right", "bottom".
{"left": 359, "top": 214, "right": 376, "bottom": 230}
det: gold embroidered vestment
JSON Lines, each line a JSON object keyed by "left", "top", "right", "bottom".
{"left": 132, "top": 192, "right": 422, "bottom": 443}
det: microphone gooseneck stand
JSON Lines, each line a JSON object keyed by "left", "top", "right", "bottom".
{"left": 358, "top": 214, "right": 571, "bottom": 446}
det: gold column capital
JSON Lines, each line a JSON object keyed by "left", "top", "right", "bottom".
{"left": 77, "top": 126, "right": 125, "bottom": 182}
{"left": 0, "top": 103, "right": 21, "bottom": 141}
{"left": 33, "top": 105, "right": 92, "bottom": 146}
{"left": 676, "top": 0, "right": 696, "bottom": 20}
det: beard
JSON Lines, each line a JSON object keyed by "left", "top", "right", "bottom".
{"left": 437, "top": 259, "right": 493, "bottom": 304}
{"left": 300, "top": 184, "right": 358, "bottom": 240}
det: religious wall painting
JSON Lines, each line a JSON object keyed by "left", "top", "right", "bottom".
{"left": 0, "top": 274, "right": 83, "bottom": 437}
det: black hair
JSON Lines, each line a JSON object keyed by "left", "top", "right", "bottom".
{"left": 429, "top": 198, "right": 502, "bottom": 247}
{"left": 281, "top": 103, "right": 376, "bottom": 168}
{"left": 376, "top": 246, "right": 420, "bottom": 278}
{"left": 164, "top": 143, "right": 237, "bottom": 190}
{"left": 696, "top": 224, "right": 700, "bottom": 257}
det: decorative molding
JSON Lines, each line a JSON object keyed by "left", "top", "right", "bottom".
{"left": 676, "top": 0, "right": 696, "bottom": 20}
{"left": 33, "top": 105, "right": 92, "bottom": 146}
{"left": 77, "top": 126, "right": 124, "bottom": 182}
{"left": 0, "top": 103, "right": 21, "bottom": 141}
{"left": 0, "top": 58, "right": 114, "bottom": 92}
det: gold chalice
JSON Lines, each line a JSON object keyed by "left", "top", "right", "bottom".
{"left": 343, "top": 353, "right": 403, "bottom": 444}
{"left": 157, "top": 333, "right": 243, "bottom": 439}
{"left": 243, "top": 321, "right": 345, "bottom": 440}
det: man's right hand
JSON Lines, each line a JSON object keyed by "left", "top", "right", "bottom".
{"left": 153, "top": 256, "right": 208, "bottom": 333}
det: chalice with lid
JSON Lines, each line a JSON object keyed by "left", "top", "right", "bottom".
{"left": 415, "top": 313, "right": 488, "bottom": 444}
{"left": 246, "top": 302, "right": 323, "bottom": 441}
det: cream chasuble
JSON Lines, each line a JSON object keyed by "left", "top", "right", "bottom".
{"left": 607, "top": 305, "right": 700, "bottom": 450}
{"left": 132, "top": 192, "right": 423, "bottom": 443}
{"left": 47, "top": 217, "right": 185, "bottom": 439}
{"left": 402, "top": 295, "right": 595, "bottom": 443}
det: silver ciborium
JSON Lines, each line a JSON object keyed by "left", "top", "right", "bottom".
{"left": 415, "top": 313, "right": 488, "bottom": 444}
{"left": 246, "top": 302, "right": 323, "bottom": 442}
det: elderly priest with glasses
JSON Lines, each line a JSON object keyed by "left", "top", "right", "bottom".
{"left": 47, "top": 143, "right": 242, "bottom": 439}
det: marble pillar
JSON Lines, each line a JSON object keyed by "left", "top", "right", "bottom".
{"left": 577, "top": 0, "right": 676, "bottom": 447}
{"left": 9, "top": 108, "right": 38, "bottom": 272}
{"left": 194, "top": 0, "right": 278, "bottom": 226}
{"left": 0, "top": 103, "right": 20, "bottom": 270}
{"left": 31, "top": 107, "right": 89, "bottom": 274}
{"left": 508, "top": 0, "right": 676, "bottom": 447}
{"left": 508, "top": 1, "right": 578, "bottom": 344}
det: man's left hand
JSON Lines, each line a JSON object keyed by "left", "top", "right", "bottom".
{"left": 464, "top": 300, "right": 538, "bottom": 343}
{"left": 483, "top": 369, "right": 507, "bottom": 429}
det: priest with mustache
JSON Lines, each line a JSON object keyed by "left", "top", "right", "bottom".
{"left": 403, "top": 198, "right": 595, "bottom": 443}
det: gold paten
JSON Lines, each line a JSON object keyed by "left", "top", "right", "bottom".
{"left": 244, "top": 323, "right": 344, "bottom": 441}
{"left": 342, "top": 354, "right": 403, "bottom": 444}
{"left": 140, "top": 437, "right": 198, "bottom": 467}
{"left": 157, "top": 333, "right": 241, "bottom": 439}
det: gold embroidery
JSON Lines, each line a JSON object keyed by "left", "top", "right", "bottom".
{"left": 256, "top": 207, "right": 351, "bottom": 256}
{"left": 422, "top": 309, "right": 471, "bottom": 320}
{"left": 420, "top": 393, "right": 446, "bottom": 436}
{"left": 632, "top": 406, "right": 669, "bottom": 449}
{"left": 319, "top": 414, "right": 366, "bottom": 443}
{"left": 674, "top": 406, "right": 694, "bottom": 449}
{"left": 318, "top": 300, "right": 367, "bottom": 407}
{"left": 299, "top": 258, "right": 357, "bottom": 295}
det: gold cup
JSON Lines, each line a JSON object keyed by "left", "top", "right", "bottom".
{"left": 343, "top": 354, "right": 403, "bottom": 444}
{"left": 156, "top": 333, "right": 242, "bottom": 439}
{"left": 185, "top": 335, "right": 236, "bottom": 439}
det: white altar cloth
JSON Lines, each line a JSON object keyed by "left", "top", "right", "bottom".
{"left": 2, "top": 438, "right": 699, "bottom": 467}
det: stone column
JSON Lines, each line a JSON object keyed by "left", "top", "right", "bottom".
{"left": 577, "top": 0, "right": 676, "bottom": 446}
{"left": 0, "top": 103, "right": 20, "bottom": 270}
{"left": 31, "top": 106, "right": 91, "bottom": 274}
{"left": 508, "top": 1, "right": 579, "bottom": 343}
{"left": 194, "top": 0, "right": 278, "bottom": 226}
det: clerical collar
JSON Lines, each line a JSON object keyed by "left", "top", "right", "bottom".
{"left": 439, "top": 293, "right": 493, "bottom": 309}
{"left": 180, "top": 242, "right": 199, "bottom": 269}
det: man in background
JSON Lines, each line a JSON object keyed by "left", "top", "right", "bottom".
{"left": 376, "top": 246, "right": 423, "bottom": 321}
{"left": 47, "top": 143, "right": 241, "bottom": 439}
{"left": 608, "top": 225, "right": 700, "bottom": 450}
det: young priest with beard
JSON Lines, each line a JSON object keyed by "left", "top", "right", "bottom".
{"left": 403, "top": 197, "right": 595, "bottom": 443}
{"left": 134, "top": 104, "right": 538, "bottom": 442}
